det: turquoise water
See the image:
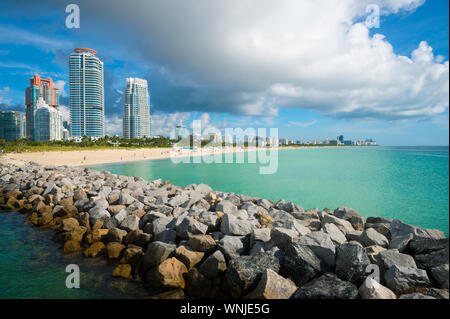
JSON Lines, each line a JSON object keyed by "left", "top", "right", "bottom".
{"left": 93, "top": 146, "right": 449, "bottom": 235}
{"left": 0, "top": 212, "right": 148, "bottom": 299}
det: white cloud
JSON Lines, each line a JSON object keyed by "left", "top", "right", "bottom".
{"left": 58, "top": 105, "right": 70, "bottom": 122}
{"left": 54, "top": 80, "right": 66, "bottom": 97}
{"left": 65, "top": 0, "right": 447, "bottom": 122}
{"left": 288, "top": 120, "right": 317, "bottom": 128}
{"left": 105, "top": 114, "right": 123, "bottom": 136}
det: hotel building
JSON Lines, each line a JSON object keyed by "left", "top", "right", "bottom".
{"left": 33, "top": 98, "right": 63, "bottom": 141}
{"left": 69, "top": 48, "right": 104, "bottom": 137}
{"left": 123, "top": 78, "right": 150, "bottom": 139}
{"left": 25, "top": 75, "right": 59, "bottom": 139}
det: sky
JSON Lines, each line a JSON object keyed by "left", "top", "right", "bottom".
{"left": 0, "top": 0, "right": 448, "bottom": 146}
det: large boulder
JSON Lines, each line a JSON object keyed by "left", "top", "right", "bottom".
{"left": 84, "top": 241, "right": 105, "bottom": 257}
{"left": 147, "top": 257, "right": 188, "bottom": 290}
{"left": 385, "top": 265, "right": 430, "bottom": 294}
{"left": 105, "top": 242, "right": 126, "bottom": 259}
{"left": 292, "top": 273, "right": 358, "bottom": 299}
{"left": 176, "top": 217, "right": 208, "bottom": 239}
{"left": 143, "top": 241, "right": 177, "bottom": 270}
{"left": 360, "top": 228, "right": 389, "bottom": 248}
{"left": 188, "top": 234, "right": 217, "bottom": 252}
{"left": 389, "top": 233, "right": 413, "bottom": 252}
{"left": 245, "top": 269, "right": 297, "bottom": 299}
{"left": 225, "top": 253, "right": 280, "bottom": 298}
{"left": 374, "top": 249, "right": 417, "bottom": 276}
{"left": 335, "top": 241, "right": 370, "bottom": 284}
{"left": 119, "top": 214, "right": 140, "bottom": 232}
{"left": 220, "top": 213, "right": 255, "bottom": 236}
{"left": 321, "top": 213, "right": 354, "bottom": 235}
{"left": 358, "top": 277, "right": 397, "bottom": 299}
{"left": 199, "top": 250, "right": 227, "bottom": 279}
{"left": 218, "top": 235, "right": 247, "bottom": 260}
{"left": 414, "top": 246, "right": 449, "bottom": 271}
{"left": 282, "top": 243, "right": 326, "bottom": 286}
{"left": 322, "top": 223, "right": 347, "bottom": 246}
{"left": 106, "top": 227, "right": 127, "bottom": 243}
{"left": 390, "top": 219, "right": 445, "bottom": 240}
{"left": 431, "top": 264, "right": 449, "bottom": 289}
{"left": 270, "top": 227, "right": 299, "bottom": 249}
{"left": 120, "top": 245, "right": 143, "bottom": 266}
{"left": 174, "top": 245, "right": 205, "bottom": 269}
{"left": 216, "top": 200, "right": 238, "bottom": 214}
{"left": 298, "top": 231, "right": 336, "bottom": 268}
{"left": 183, "top": 268, "right": 214, "bottom": 299}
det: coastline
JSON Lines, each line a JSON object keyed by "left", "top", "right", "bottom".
{"left": 0, "top": 158, "right": 448, "bottom": 299}
{"left": 2, "top": 145, "right": 344, "bottom": 167}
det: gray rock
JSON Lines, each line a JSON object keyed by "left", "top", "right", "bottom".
{"left": 333, "top": 207, "right": 360, "bottom": 220}
{"left": 322, "top": 213, "right": 354, "bottom": 235}
{"left": 293, "top": 273, "right": 358, "bottom": 299}
{"left": 88, "top": 207, "right": 111, "bottom": 224}
{"left": 346, "top": 230, "right": 362, "bottom": 242}
{"left": 283, "top": 219, "right": 311, "bottom": 236}
{"left": 106, "top": 228, "right": 127, "bottom": 243}
{"left": 249, "top": 241, "right": 265, "bottom": 256}
{"left": 414, "top": 246, "right": 449, "bottom": 270}
{"left": 385, "top": 265, "right": 430, "bottom": 294}
{"left": 152, "top": 216, "right": 174, "bottom": 235}
{"left": 389, "top": 233, "right": 413, "bottom": 252}
{"left": 225, "top": 253, "right": 280, "bottom": 298}
{"left": 218, "top": 235, "right": 248, "bottom": 260}
{"left": 282, "top": 242, "right": 325, "bottom": 286}
{"left": 251, "top": 228, "right": 271, "bottom": 244}
{"left": 154, "top": 229, "right": 177, "bottom": 244}
{"left": 119, "top": 214, "right": 140, "bottom": 232}
{"left": 93, "top": 198, "right": 109, "bottom": 210}
{"left": 431, "top": 264, "right": 449, "bottom": 289}
{"left": 197, "top": 211, "right": 219, "bottom": 232}
{"left": 256, "top": 198, "right": 273, "bottom": 210}
{"left": 427, "top": 288, "right": 449, "bottom": 299}
{"left": 270, "top": 227, "right": 299, "bottom": 249}
{"left": 298, "top": 231, "right": 336, "bottom": 268}
{"left": 390, "top": 219, "right": 445, "bottom": 240}
{"left": 375, "top": 249, "right": 417, "bottom": 274}
{"left": 118, "top": 192, "right": 135, "bottom": 205}
{"left": 408, "top": 238, "right": 449, "bottom": 255}
{"left": 335, "top": 241, "right": 370, "bottom": 284}
{"left": 358, "top": 277, "right": 397, "bottom": 299}
{"left": 215, "top": 200, "right": 238, "bottom": 214}
{"left": 399, "top": 293, "right": 435, "bottom": 299}
{"left": 360, "top": 228, "right": 389, "bottom": 248}
{"left": 142, "top": 241, "right": 176, "bottom": 270}
{"left": 176, "top": 217, "right": 208, "bottom": 239}
{"left": 322, "top": 223, "right": 347, "bottom": 245}
{"left": 167, "top": 193, "right": 189, "bottom": 207}
{"left": 220, "top": 213, "right": 254, "bottom": 236}
{"left": 245, "top": 268, "right": 297, "bottom": 299}
{"left": 113, "top": 209, "right": 128, "bottom": 225}
{"left": 199, "top": 250, "right": 227, "bottom": 279}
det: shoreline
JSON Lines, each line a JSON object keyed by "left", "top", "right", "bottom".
{"left": 0, "top": 158, "right": 448, "bottom": 299}
{"left": 2, "top": 145, "right": 362, "bottom": 167}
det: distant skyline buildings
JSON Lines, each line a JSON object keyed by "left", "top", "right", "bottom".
{"left": 123, "top": 78, "right": 151, "bottom": 139}
{"left": 33, "top": 98, "right": 63, "bottom": 141}
{"left": 0, "top": 111, "right": 25, "bottom": 141}
{"left": 25, "top": 75, "right": 59, "bottom": 139}
{"left": 69, "top": 48, "right": 105, "bottom": 138}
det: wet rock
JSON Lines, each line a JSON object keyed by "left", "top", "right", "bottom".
{"left": 335, "top": 241, "right": 370, "bottom": 284}
{"left": 360, "top": 228, "right": 389, "bottom": 248}
{"left": 282, "top": 243, "right": 325, "bottom": 286}
{"left": 112, "top": 264, "right": 132, "bottom": 279}
{"left": 106, "top": 242, "right": 126, "bottom": 259}
{"left": 106, "top": 228, "right": 127, "bottom": 243}
{"left": 64, "top": 240, "right": 81, "bottom": 253}
{"left": 199, "top": 250, "right": 227, "bottom": 279}
{"left": 293, "top": 273, "right": 358, "bottom": 299}
{"left": 61, "top": 217, "right": 79, "bottom": 232}
{"left": 120, "top": 245, "right": 143, "bottom": 266}
{"left": 84, "top": 241, "right": 105, "bottom": 257}
{"left": 385, "top": 265, "right": 430, "bottom": 294}
{"left": 246, "top": 268, "right": 297, "bottom": 299}
{"left": 226, "top": 253, "right": 280, "bottom": 298}
{"left": 358, "top": 277, "right": 397, "bottom": 299}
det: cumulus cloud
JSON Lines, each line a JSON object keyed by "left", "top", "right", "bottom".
{"left": 57, "top": 0, "right": 447, "bottom": 122}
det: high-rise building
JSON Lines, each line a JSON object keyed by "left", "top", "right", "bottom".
{"left": 33, "top": 98, "right": 63, "bottom": 141}
{"left": 338, "top": 135, "right": 344, "bottom": 143}
{"left": 123, "top": 78, "right": 150, "bottom": 139}
{"left": 25, "top": 75, "right": 59, "bottom": 139}
{"left": 0, "top": 111, "right": 26, "bottom": 141}
{"left": 69, "top": 48, "right": 104, "bottom": 137}
{"left": 175, "top": 124, "right": 188, "bottom": 140}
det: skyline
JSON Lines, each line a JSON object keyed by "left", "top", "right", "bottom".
{"left": 0, "top": 0, "right": 449, "bottom": 146}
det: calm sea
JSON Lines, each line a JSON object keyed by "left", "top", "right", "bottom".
{"left": 0, "top": 146, "right": 448, "bottom": 298}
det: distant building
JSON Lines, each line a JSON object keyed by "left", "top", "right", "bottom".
{"left": 25, "top": 75, "right": 59, "bottom": 139}
{"left": 343, "top": 140, "right": 354, "bottom": 146}
{"left": 123, "top": 78, "right": 151, "bottom": 139}
{"left": 34, "top": 98, "right": 63, "bottom": 141}
{"left": 70, "top": 48, "right": 104, "bottom": 137}
{"left": 329, "top": 139, "right": 340, "bottom": 146}
{"left": 323, "top": 138, "right": 329, "bottom": 145}
{"left": 338, "top": 135, "right": 344, "bottom": 143}
{"left": 62, "top": 128, "right": 70, "bottom": 140}
{"left": 0, "top": 111, "right": 26, "bottom": 141}
{"left": 175, "top": 124, "right": 188, "bottom": 140}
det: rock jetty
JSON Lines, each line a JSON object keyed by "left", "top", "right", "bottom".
{"left": 0, "top": 160, "right": 448, "bottom": 299}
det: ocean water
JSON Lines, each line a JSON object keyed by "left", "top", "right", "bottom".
{"left": 93, "top": 146, "right": 449, "bottom": 235}
{"left": 0, "top": 146, "right": 447, "bottom": 298}
{"left": 0, "top": 212, "right": 148, "bottom": 299}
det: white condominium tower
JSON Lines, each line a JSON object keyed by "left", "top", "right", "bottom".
{"left": 69, "top": 48, "right": 105, "bottom": 137}
{"left": 123, "top": 78, "right": 151, "bottom": 139}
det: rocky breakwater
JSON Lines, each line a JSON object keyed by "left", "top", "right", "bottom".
{"left": 0, "top": 160, "right": 448, "bottom": 299}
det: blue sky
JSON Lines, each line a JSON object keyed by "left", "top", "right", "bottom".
{"left": 0, "top": 0, "right": 448, "bottom": 145}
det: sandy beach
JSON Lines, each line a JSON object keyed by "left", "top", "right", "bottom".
{"left": 2, "top": 146, "right": 260, "bottom": 166}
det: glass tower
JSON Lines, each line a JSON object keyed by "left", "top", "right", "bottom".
{"left": 123, "top": 78, "right": 151, "bottom": 139}
{"left": 69, "top": 48, "right": 104, "bottom": 137}
{"left": 0, "top": 111, "right": 26, "bottom": 141}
